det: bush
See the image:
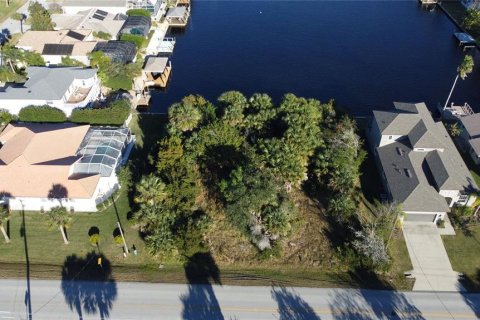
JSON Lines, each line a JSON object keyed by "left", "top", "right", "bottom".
{"left": 59, "top": 56, "right": 85, "bottom": 67}
{"left": 19, "top": 105, "right": 67, "bottom": 123}
{"left": 89, "top": 234, "right": 100, "bottom": 246}
{"left": 0, "top": 109, "right": 16, "bottom": 125}
{"left": 120, "top": 34, "right": 145, "bottom": 49}
{"left": 93, "top": 31, "right": 112, "bottom": 40}
{"left": 126, "top": 9, "right": 151, "bottom": 17}
{"left": 70, "top": 99, "right": 131, "bottom": 126}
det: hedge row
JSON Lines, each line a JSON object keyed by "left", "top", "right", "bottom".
{"left": 11, "top": 100, "right": 131, "bottom": 126}
{"left": 70, "top": 100, "right": 131, "bottom": 126}
{"left": 19, "top": 105, "right": 67, "bottom": 123}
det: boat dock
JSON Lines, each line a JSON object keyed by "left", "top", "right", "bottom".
{"left": 454, "top": 32, "right": 476, "bottom": 48}
{"left": 438, "top": 102, "right": 474, "bottom": 120}
{"left": 146, "top": 21, "right": 175, "bottom": 55}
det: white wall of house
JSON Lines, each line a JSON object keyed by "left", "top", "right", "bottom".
{"left": 0, "top": 75, "right": 100, "bottom": 117}
{"left": 43, "top": 55, "right": 90, "bottom": 66}
{"left": 8, "top": 197, "right": 98, "bottom": 212}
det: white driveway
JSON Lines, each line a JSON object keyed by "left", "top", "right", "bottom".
{"left": 403, "top": 222, "right": 464, "bottom": 292}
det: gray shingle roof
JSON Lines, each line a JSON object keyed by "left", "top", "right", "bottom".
{"left": 373, "top": 102, "right": 477, "bottom": 213}
{"left": 469, "top": 138, "right": 480, "bottom": 156}
{"left": 376, "top": 141, "right": 419, "bottom": 203}
{"left": 0, "top": 67, "right": 97, "bottom": 101}
{"left": 460, "top": 113, "right": 480, "bottom": 139}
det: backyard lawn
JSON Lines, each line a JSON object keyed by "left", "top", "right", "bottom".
{"left": 0, "top": 0, "right": 27, "bottom": 24}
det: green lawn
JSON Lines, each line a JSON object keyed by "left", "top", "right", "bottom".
{"left": 0, "top": 0, "right": 27, "bottom": 24}
{"left": 443, "top": 225, "right": 480, "bottom": 290}
{"left": 103, "top": 76, "right": 132, "bottom": 91}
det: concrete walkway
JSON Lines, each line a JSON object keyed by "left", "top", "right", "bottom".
{"left": 403, "top": 222, "right": 464, "bottom": 292}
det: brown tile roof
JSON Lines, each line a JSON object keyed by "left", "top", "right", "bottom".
{"left": 0, "top": 123, "right": 100, "bottom": 199}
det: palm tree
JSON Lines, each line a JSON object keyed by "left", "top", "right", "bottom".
{"left": 134, "top": 174, "right": 167, "bottom": 206}
{"left": 444, "top": 55, "right": 474, "bottom": 110}
{"left": 168, "top": 102, "right": 202, "bottom": 132}
{"left": 0, "top": 207, "right": 10, "bottom": 243}
{"left": 47, "top": 206, "right": 72, "bottom": 245}
{"left": 12, "top": 13, "right": 26, "bottom": 34}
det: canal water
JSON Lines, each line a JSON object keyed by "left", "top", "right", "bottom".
{"left": 151, "top": 1, "right": 480, "bottom": 115}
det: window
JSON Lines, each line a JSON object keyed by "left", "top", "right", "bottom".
{"left": 389, "top": 136, "right": 392, "bottom": 140}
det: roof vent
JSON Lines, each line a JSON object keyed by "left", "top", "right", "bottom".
{"left": 396, "top": 147, "right": 405, "bottom": 156}
{"left": 404, "top": 169, "right": 413, "bottom": 178}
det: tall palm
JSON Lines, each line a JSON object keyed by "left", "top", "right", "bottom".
{"left": 0, "top": 207, "right": 10, "bottom": 243}
{"left": 47, "top": 206, "right": 72, "bottom": 245}
{"left": 134, "top": 174, "right": 167, "bottom": 206}
{"left": 168, "top": 102, "right": 202, "bottom": 132}
{"left": 12, "top": 13, "right": 26, "bottom": 34}
{"left": 444, "top": 55, "right": 474, "bottom": 110}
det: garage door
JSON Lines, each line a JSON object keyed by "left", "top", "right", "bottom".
{"left": 404, "top": 213, "right": 437, "bottom": 222}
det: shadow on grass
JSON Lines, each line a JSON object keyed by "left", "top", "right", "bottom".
{"left": 271, "top": 286, "right": 321, "bottom": 320}
{"left": 61, "top": 252, "right": 117, "bottom": 320}
{"left": 181, "top": 252, "right": 224, "bottom": 320}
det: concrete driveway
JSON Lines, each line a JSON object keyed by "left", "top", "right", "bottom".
{"left": 402, "top": 222, "right": 463, "bottom": 292}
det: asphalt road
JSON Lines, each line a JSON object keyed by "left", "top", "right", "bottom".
{"left": 0, "top": 279, "right": 480, "bottom": 319}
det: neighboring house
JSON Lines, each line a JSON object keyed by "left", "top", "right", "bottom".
{"left": 0, "top": 123, "right": 134, "bottom": 212}
{"left": 462, "top": 0, "right": 480, "bottom": 10}
{"left": 0, "top": 67, "right": 101, "bottom": 116}
{"left": 127, "top": 0, "right": 163, "bottom": 18}
{"left": 165, "top": 6, "right": 190, "bottom": 27}
{"left": 369, "top": 102, "right": 478, "bottom": 223}
{"left": 52, "top": 9, "right": 128, "bottom": 40}
{"left": 459, "top": 113, "right": 480, "bottom": 165}
{"left": 92, "top": 40, "right": 137, "bottom": 63}
{"left": 62, "top": 0, "right": 128, "bottom": 14}
{"left": 119, "top": 15, "right": 152, "bottom": 37}
{"left": 17, "top": 30, "right": 97, "bottom": 65}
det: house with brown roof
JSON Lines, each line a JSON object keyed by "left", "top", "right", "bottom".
{"left": 0, "top": 123, "right": 134, "bottom": 212}
{"left": 17, "top": 29, "right": 97, "bottom": 65}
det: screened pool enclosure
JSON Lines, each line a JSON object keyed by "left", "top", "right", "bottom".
{"left": 73, "top": 127, "right": 132, "bottom": 177}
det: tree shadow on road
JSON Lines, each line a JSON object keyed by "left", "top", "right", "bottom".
{"left": 181, "top": 252, "right": 224, "bottom": 320}
{"left": 271, "top": 286, "right": 321, "bottom": 320}
{"left": 61, "top": 252, "right": 117, "bottom": 320}
{"left": 459, "top": 269, "right": 480, "bottom": 317}
{"left": 329, "top": 269, "right": 424, "bottom": 319}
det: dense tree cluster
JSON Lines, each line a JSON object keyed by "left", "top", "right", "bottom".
{"left": 134, "top": 92, "right": 366, "bottom": 258}
{"left": 28, "top": 1, "right": 54, "bottom": 31}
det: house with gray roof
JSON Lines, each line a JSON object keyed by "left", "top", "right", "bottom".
{"left": 369, "top": 102, "right": 477, "bottom": 223}
{"left": 0, "top": 66, "right": 101, "bottom": 116}
{"left": 459, "top": 113, "right": 480, "bottom": 165}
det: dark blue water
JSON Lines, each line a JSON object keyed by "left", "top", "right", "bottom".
{"left": 151, "top": 1, "right": 480, "bottom": 115}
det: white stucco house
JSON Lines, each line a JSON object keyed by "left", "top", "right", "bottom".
{"left": 0, "top": 66, "right": 101, "bottom": 117}
{"left": 0, "top": 123, "right": 134, "bottom": 212}
{"left": 369, "top": 102, "right": 477, "bottom": 223}
{"left": 62, "top": 0, "right": 128, "bottom": 14}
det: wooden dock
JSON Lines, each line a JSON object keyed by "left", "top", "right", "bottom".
{"left": 438, "top": 102, "right": 474, "bottom": 120}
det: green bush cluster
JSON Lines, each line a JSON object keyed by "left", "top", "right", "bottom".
{"left": 93, "top": 31, "right": 112, "bottom": 40}
{"left": 18, "top": 105, "right": 67, "bottom": 123}
{"left": 126, "top": 8, "right": 151, "bottom": 17}
{"left": 70, "top": 100, "right": 131, "bottom": 126}
{"left": 120, "top": 34, "right": 146, "bottom": 49}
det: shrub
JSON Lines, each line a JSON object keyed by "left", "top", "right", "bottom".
{"left": 126, "top": 9, "right": 151, "bottom": 17}
{"left": 19, "top": 105, "right": 67, "bottom": 123}
{"left": 89, "top": 234, "right": 100, "bottom": 246}
{"left": 0, "top": 109, "right": 16, "bottom": 125}
{"left": 114, "top": 235, "right": 124, "bottom": 246}
{"left": 120, "top": 34, "right": 145, "bottom": 49}
{"left": 70, "top": 99, "right": 131, "bottom": 126}
{"left": 59, "top": 56, "right": 85, "bottom": 67}
{"left": 93, "top": 31, "right": 112, "bottom": 40}
{"left": 118, "top": 165, "right": 133, "bottom": 189}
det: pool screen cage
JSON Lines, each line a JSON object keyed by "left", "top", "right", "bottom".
{"left": 73, "top": 127, "right": 132, "bottom": 177}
